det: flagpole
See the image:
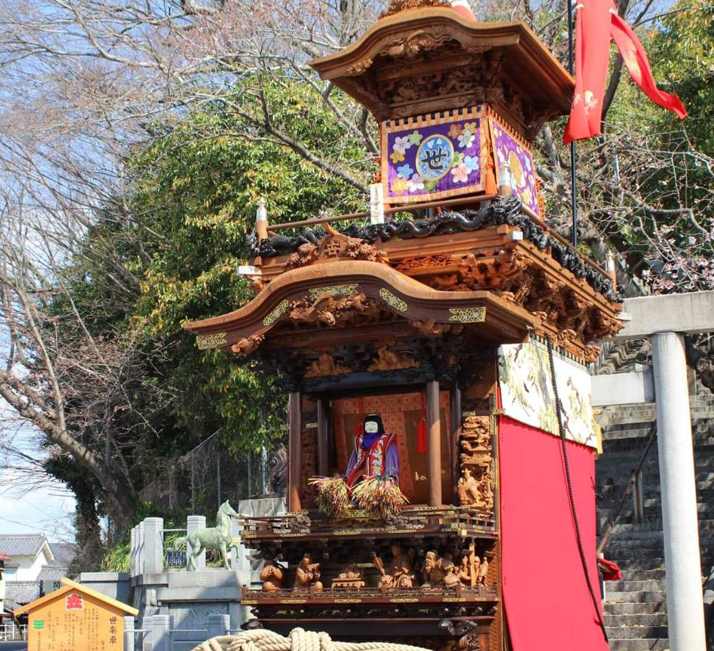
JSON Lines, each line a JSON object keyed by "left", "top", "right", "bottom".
{"left": 567, "top": 0, "right": 578, "bottom": 249}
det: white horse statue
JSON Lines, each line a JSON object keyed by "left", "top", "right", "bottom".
{"left": 174, "top": 501, "right": 241, "bottom": 571}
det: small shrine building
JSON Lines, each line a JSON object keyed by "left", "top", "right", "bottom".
{"left": 185, "top": 4, "right": 624, "bottom": 651}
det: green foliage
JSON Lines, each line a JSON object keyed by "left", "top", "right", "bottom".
{"left": 47, "top": 77, "right": 370, "bottom": 550}
{"left": 101, "top": 504, "right": 188, "bottom": 572}
{"left": 651, "top": 0, "right": 714, "bottom": 152}
{"left": 129, "top": 79, "right": 368, "bottom": 452}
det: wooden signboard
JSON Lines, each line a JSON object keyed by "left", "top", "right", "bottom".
{"left": 14, "top": 577, "right": 138, "bottom": 651}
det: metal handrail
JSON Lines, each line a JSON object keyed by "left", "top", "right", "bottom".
{"left": 265, "top": 194, "right": 500, "bottom": 231}
{"left": 263, "top": 195, "right": 611, "bottom": 280}
{"left": 596, "top": 426, "right": 657, "bottom": 556}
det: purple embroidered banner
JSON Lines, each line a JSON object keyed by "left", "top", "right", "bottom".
{"left": 384, "top": 117, "right": 483, "bottom": 203}
{"left": 491, "top": 122, "right": 540, "bottom": 217}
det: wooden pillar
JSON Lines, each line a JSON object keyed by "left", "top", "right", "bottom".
{"left": 426, "top": 380, "right": 442, "bottom": 506}
{"left": 317, "top": 397, "right": 329, "bottom": 476}
{"left": 450, "top": 385, "right": 462, "bottom": 502}
{"left": 288, "top": 391, "right": 302, "bottom": 512}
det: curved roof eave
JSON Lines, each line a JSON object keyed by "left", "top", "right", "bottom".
{"left": 184, "top": 260, "right": 539, "bottom": 351}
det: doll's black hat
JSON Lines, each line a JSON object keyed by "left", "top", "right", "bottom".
{"left": 363, "top": 413, "right": 385, "bottom": 434}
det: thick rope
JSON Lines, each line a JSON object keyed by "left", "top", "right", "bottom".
{"left": 190, "top": 627, "right": 435, "bottom": 651}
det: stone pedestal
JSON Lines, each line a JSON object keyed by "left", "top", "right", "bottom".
{"left": 132, "top": 570, "right": 245, "bottom": 651}
{"left": 78, "top": 572, "right": 131, "bottom": 604}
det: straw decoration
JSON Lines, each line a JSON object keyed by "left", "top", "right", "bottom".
{"left": 351, "top": 476, "right": 409, "bottom": 519}
{"left": 309, "top": 476, "right": 351, "bottom": 518}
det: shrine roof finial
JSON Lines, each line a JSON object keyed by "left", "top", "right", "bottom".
{"left": 380, "top": 0, "right": 450, "bottom": 19}
{"left": 381, "top": 0, "right": 476, "bottom": 21}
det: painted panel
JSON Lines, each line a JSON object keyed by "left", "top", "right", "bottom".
{"left": 382, "top": 108, "right": 486, "bottom": 204}
{"left": 498, "top": 341, "right": 598, "bottom": 449}
{"left": 490, "top": 118, "right": 540, "bottom": 217}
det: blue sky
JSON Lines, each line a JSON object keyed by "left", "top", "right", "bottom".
{"left": 0, "top": 399, "right": 76, "bottom": 542}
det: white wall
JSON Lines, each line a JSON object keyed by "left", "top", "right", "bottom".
{"left": 4, "top": 546, "right": 53, "bottom": 582}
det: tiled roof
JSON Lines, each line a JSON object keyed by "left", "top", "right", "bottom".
{"left": 48, "top": 542, "right": 76, "bottom": 569}
{"left": 38, "top": 567, "right": 66, "bottom": 582}
{"left": 0, "top": 534, "right": 48, "bottom": 558}
{"left": 4, "top": 582, "right": 40, "bottom": 609}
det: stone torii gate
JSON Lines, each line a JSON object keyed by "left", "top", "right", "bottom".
{"left": 594, "top": 290, "right": 714, "bottom": 651}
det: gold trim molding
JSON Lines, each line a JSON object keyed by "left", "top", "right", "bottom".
{"left": 449, "top": 307, "right": 486, "bottom": 323}
{"left": 196, "top": 332, "right": 228, "bottom": 350}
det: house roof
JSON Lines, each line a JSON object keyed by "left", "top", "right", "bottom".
{"left": 38, "top": 567, "right": 67, "bottom": 582}
{"left": 5, "top": 582, "right": 41, "bottom": 610}
{"left": 13, "top": 578, "right": 138, "bottom": 617}
{"left": 0, "top": 534, "right": 53, "bottom": 561}
{"left": 308, "top": 8, "right": 574, "bottom": 121}
{"left": 47, "top": 542, "right": 76, "bottom": 571}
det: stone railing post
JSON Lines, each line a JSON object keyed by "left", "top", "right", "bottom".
{"left": 186, "top": 515, "right": 206, "bottom": 570}
{"left": 207, "top": 614, "right": 230, "bottom": 638}
{"left": 143, "top": 518, "right": 164, "bottom": 575}
{"left": 137, "top": 522, "right": 145, "bottom": 575}
{"left": 129, "top": 526, "right": 137, "bottom": 577}
{"left": 124, "top": 615, "right": 135, "bottom": 651}
{"left": 149, "top": 614, "right": 171, "bottom": 651}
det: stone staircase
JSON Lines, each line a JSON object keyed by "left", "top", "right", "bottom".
{"left": 595, "top": 393, "right": 714, "bottom": 651}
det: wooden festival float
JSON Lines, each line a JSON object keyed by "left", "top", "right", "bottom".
{"left": 185, "top": 3, "right": 624, "bottom": 650}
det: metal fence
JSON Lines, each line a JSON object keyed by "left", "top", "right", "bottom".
{"left": 0, "top": 622, "right": 26, "bottom": 641}
{"left": 138, "top": 433, "right": 286, "bottom": 519}
{"left": 186, "top": 432, "right": 271, "bottom": 515}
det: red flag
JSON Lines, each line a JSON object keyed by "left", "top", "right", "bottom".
{"left": 564, "top": 0, "right": 686, "bottom": 144}
{"left": 564, "top": 0, "right": 613, "bottom": 143}
{"left": 609, "top": 10, "right": 687, "bottom": 120}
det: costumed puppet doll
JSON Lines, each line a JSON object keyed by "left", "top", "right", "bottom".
{"left": 345, "top": 414, "right": 399, "bottom": 488}
{"left": 310, "top": 413, "right": 406, "bottom": 518}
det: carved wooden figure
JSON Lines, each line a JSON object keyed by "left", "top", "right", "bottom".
{"left": 260, "top": 560, "right": 284, "bottom": 592}
{"left": 458, "top": 544, "right": 480, "bottom": 587}
{"left": 295, "top": 553, "right": 323, "bottom": 591}
{"left": 478, "top": 557, "right": 489, "bottom": 587}
{"left": 422, "top": 551, "right": 460, "bottom": 587}
{"left": 457, "top": 468, "right": 482, "bottom": 507}
{"left": 372, "top": 544, "right": 416, "bottom": 589}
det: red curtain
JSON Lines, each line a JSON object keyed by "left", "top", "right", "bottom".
{"left": 499, "top": 416, "right": 609, "bottom": 651}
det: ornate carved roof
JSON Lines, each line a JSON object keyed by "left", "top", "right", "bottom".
{"left": 308, "top": 8, "right": 573, "bottom": 126}
{"left": 187, "top": 199, "right": 623, "bottom": 368}
{"left": 184, "top": 259, "right": 539, "bottom": 356}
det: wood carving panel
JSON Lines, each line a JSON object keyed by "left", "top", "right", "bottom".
{"left": 457, "top": 415, "right": 494, "bottom": 511}
{"left": 301, "top": 427, "right": 318, "bottom": 509}
{"left": 367, "top": 345, "right": 419, "bottom": 371}
{"left": 380, "top": 0, "right": 450, "bottom": 18}
{"left": 410, "top": 245, "right": 621, "bottom": 358}
{"left": 286, "top": 234, "right": 389, "bottom": 271}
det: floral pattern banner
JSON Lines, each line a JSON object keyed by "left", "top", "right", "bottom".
{"left": 491, "top": 121, "right": 540, "bottom": 217}
{"left": 384, "top": 117, "right": 484, "bottom": 203}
